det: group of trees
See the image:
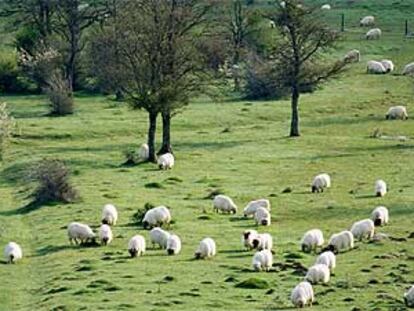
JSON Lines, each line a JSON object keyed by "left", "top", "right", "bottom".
{"left": 0, "top": 0, "right": 347, "bottom": 162}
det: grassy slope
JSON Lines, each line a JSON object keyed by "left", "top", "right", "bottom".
{"left": 1, "top": 1, "right": 414, "bottom": 310}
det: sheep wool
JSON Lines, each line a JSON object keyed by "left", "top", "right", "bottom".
{"left": 315, "top": 251, "right": 336, "bottom": 273}
{"left": 301, "top": 229, "right": 324, "bottom": 253}
{"left": 102, "top": 203, "right": 118, "bottom": 226}
{"left": 305, "top": 264, "right": 330, "bottom": 284}
{"left": 252, "top": 249, "right": 273, "bottom": 272}
{"left": 366, "top": 28, "right": 381, "bottom": 40}
{"left": 311, "top": 173, "right": 331, "bottom": 193}
{"left": 371, "top": 206, "right": 389, "bottom": 226}
{"left": 195, "top": 237, "right": 216, "bottom": 259}
{"left": 375, "top": 179, "right": 387, "bottom": 197}
{"left": 243, "top": 199, "right": 271, "bottom": 217}
{"left": 325, "top": 230, "right": 354, "bottom": 253}
{"left": 99, "top": 224, "right": 113, "bottom": 245}
{"left": 380, "top": 60, "right": 394, "bottom": 73}
{"left": 386, "top": 106, "right": 408, "bottom": 120}
{"left": 242, "top": 229, "right": 258, "bottom": 249}
{"left": 213, "top": 195, "right": 237, "bottom": 214}
{"left": 254, "top": 207, "right": 271, "bottom": 226}
{"left": 139, "top": 143, "right": 149, "bottom": 161}
{"left": 252, "top": 233, "right": 273, "bottom": 251}
{"left": 3, "top": 242, "right": 23, "bottom": 264}
{"left": 67, "top": 222, "right": 96, "bottom": 245}
{"left": 157, "top": 153, "right": 174, "bottom": 170}
{"left": 128, "top": 235, "right": 146, "bottom": 257}
{"left": 291, "top": 281, "right": 314, "bottom": 308}
{"left": 405, "top": 285, "right": 414, "bottom": 307}
{"left": 166, "top": 234, "right": 181, "bottom": 255}
{"left": 142, "top": 206, "right": 171, "bottom": 229}
{"left": 360, "top": 15, "right": 375, "bottom": 27}
{"left": 321, "top": 4, "right": 331, "bottom": 10}
{"left": 351, "top": 219, "right": 375, "bottom": 241}
{"left": 343, "top": 49, "right": 360, "bottom": 63}
{"left": 367, "top": 61, "right": 386, "bottom": 74}
{"left": 150, "top": 227, "right": 171, "bottom": 249}
{"left": 402, "top": 62, "right": 414, "bottom": 76}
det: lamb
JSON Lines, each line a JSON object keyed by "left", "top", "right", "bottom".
{"left": 375, "top": 179, "right": 387, "bottom": 197}
{"left": 3, "top": 242, "right": 22, "bottom": 264}
{"left": 367, "top": 61, "right": 386, "bottom": 74}
{"left": 157, "top": 153, "right": 174, "bottom": 170}
{"left": 371, "top": 206, "right": 389, "bottom": 226}
{"left": 128, "top": 235, "right": 146, "bottom": 257}
{"left": 195, "top": 237, "right": 216, "bottom": 259}
{"left": 351, "top": 219, "right": 375, "bottom": 241}
{"left": 311, "top": 173, "right": 331, "bottom": 193}
{"left": 366, "top": 28, "right": 381, "bottom": 40}
{"left": 402, "top": 62, "right": 414, "bottom": 76}
{"left": 254, "top": 207, "right": 271, "bottom": 226}
{"left": 142, "top": 206, "right": 171, "bottom": 229}
{"left": 305, "top": 264, "right": 330, "bottom": 284}
{"left": 102, "top": 203, "right": 118, "bottom": 226}
{"left": 99, "top": 224, "right": 113, "bottom": 245}
{"left": 380, "top": 60, "right": 394, "bottom": 73}
{"left": 67, "top": 222, "right": 96, "bottom": 245}
{"left": 360, "top": 15, "right": 375, "bottom": 27}
{"left": 315, "top": 251, "right": 336, "bottom": 273}
{"left": 385, "top": 106, "right": 408, "bottom": 120}
{"left": 301, "top": 229, "right": 324, "bottom": 253}
{"left": 243, "top": 199, "right": 270, "bottom": 217}
{"left": 323, "top": 230, "right": 354, "bottom": 253}
{"left": 291, "top": 281, "right": 314, "bottom": 308}
{"left": 166, "top": 234, "right": 181, "bottom": 255}
{"left": 343, "top": 49, "right": 360, "bottom": 63}
{"left": 213, "top": 195, "right": 237, "bottom": 214}
{"left": 405, "top": 285, "right": 414, "bottom": 307}
{"left": 321, "top": 4, "right": 331, "bottom": 10}
{"left": 139, "top": 143, "right": 149, "bottom": 161}
{"left": 252, "top": 249, "right": 273, "bottom": 272}
{"left": 252, "top": 233, "right": 273, "bottom": 251}
{"left": 242, "top": 229, "right": 258, "bottom": 250}
{"left": 150, "top": 227, "right": 171, "bottom": 249}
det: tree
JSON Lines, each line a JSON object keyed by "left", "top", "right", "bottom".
{"left": 266, "top": 1, "right": 346, "bottom": 137}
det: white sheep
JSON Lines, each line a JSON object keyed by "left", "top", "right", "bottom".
{"left": 166, "top": 234, "right": 181, "bottom": 255}
{"left": 157, "top": 153, "right": 174, "bottom": 170}
{"left": 243, "top": 199, "right": 271, "bottom": 217}
{"left": 405, "top": 285, "right": 414, "bottom": 307}
{"left": 351, "top": 219, "right": 375, "bottom": 241}
{"left": 150, "top": 227, "right": 171, "bottom": 249}
{"left": 380, "top": 60, "right": 394, "bottom": 73}
{"left": 242, "top": 229, "right": 258, "bottom": 250}
{"left": 305, "top": 264, "right": 330, "bottom": 284}
{"left": 371, "top": 206, "right": 389, "bottom": 226}
{"left": 195, "top": 237, "right": 216, "bottom": 259}
{"left": 375, "top": 179, "right": 387, "bottom": 197}
{"left": 311, "top": 173, "right": 331, "bottom": 193}
{"left": 366, "top": 28, "right": 381, "bottom": 40}
{"left": 343, "top": 49, "right": 360, "bottom": 63}
{"left": 321, "top": 4, "right": 331, "bottom": 10}
{"left": 67, "top": 222, "right": 96, "bottom": 245}
{"left": 102, "top": 203, "right": 118, "bottom": 226}
{"left": 385, "top": 106, "right": 408, "bottom": 120}
{"left": 213, "top": 195, "right": 237, "bottom": 214}
{"left": 291, "top": 281, "right": 314, "bottom": 308}
{"left": 360, "top": 15, "right": 375, "bottom": 27}
{"left": 367, "top": 61, "right": 386, "bottom": 74}
{"left": 252, "top": 233, "right": 273, "bottom": 251}
{"left": 269, "top": 20, "right": 276, "bottom": 28}
{"left": 315, "top": 251, "right": 336, "bottom": 273}
{"left": 139, "top": 143, "right": 149, "bottom": 161}
{"left": 142, "top": 205, "right": 171, "bottom": 229}
{"left": 254, "top": 207, "right": 271, "bottom": 226}
{"left": 99, "top": 224, "right": 113, "bottom": 245}
{"left": 324, "top": 230, "right": 354, "bottom": 253}
{"left": 252, "top": 249, "right": 273, "bottom": 272}
{"left": 3, "top": 242, "right": 22, "bottom": 264}
{"left": 402, "top": 62, "right": 414, "bottom": 76}
{"left": 301, "top": 229, "right": 324, "bottom": 253}
{"left": 128, "top": 235, "right": 146, "bottom": 257}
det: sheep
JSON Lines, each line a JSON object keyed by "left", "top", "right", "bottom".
{"left": 150, "top": 227, "right": 171, "bottom": 249}
{"left": 305, "top": 264, "right": 330, "bottom": 284}
{"left": 67, "top": 222, "right": 96, "bottom": 245}
{"left": 311, "top": 173, "right": 331, "bottom": 193}
{"left": 315, "top": 251, "right": 336, "bottom": 273}
{"left": 402, "top": 62, "right": 414, "bottom": 76}
{"left": 101, "top": 203, "right": 118, "bottom": 226}
{"left": 291, "top": 281, "right": 314, "bottom": 308}
{"left": 366, "top": 28, "right": 381, "bottom": 40}
{"left": 380, "top": 59, "right": 394, "bottom": 73}
{"left": 242, "top": 229, "right": 258, "bottom": 250}
{"left": 375, "top": 179, "right": 387, "bottom": 197}
{"left": 252, "top": 249, "right": 273, "bottom": 272}
{"left": 254, "top": 207, "right": 271, "bottom": 226}
{"left": 385, "top": 106, "right": 408, "bottom": 120}
{"left": 343, "top": 49, "right": 360, "bottom": 63}
{"left": 157, "top": 153, "right": 174, "bottom": 170}
{"left": 243, "top": 199, "right": 270, "bottom": 217}
{"left": 367, "top": 61, "right": 386, "bottom": 74}
{"left": 213, "top": 195, "right": 237, "bottom": 214}
{"left": 252, "top": 233, "right": 273, "bottom": 251}
{"left": 371, "top": 206, "right": 389, "bottom": 227}
{"left": 323, "top": 230, "right": 354, "bottom": 253}
{"left": 405, "top": 285, "right": 414, "bottom": 307}
{"left": 351, "top": 219, "right": 375, "bottom": 241}
{"left": 195, "top": 237, "right": 216, "bottom": 259}
{"left": 139, "top": 143, "right": 149, "bottom": 161}
{"left": 99, "top": 224, "right": 113, "bottom": 245}
{"left": 3, "top": 242, "right": 22, "bottom": 264}
{"left": 321, "top": 4, "right": 331, "bottom": 10}
{"left": 269, "top": 20, "right": 276, "bottom": 28}
{"left": 360, "top": 15, "right": 375, "bottom": 27}
{"left": 166, "top": 234, "right": 181, "bottom": 255}
{"left": 142, "top": 205, "right": 171, "bottom": 229}
{"left": 301, "top": 229, "right": 324, "bottom": 253}
{"left": 128, "top": 235, "right": 146, "bottom": 257}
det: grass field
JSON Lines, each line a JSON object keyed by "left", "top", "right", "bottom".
{"left": 1, "top": 1, "right": 414, "bottom": 311}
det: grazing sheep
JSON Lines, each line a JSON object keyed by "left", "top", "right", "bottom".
{"left": 269, "top": 20, "right": 276, "bottom": 28}
{"left": 252, "top": 249, "right": 273, "bottom": 272}
{"left": 99, "top": 224, "right": 113, "bottom": 246}
{"left": 366, "top": 28, "right": 381, "bottom": 40}
{"left": 67, "top": 222, "right": 96, "bottom": 245}
{"left": 405, "top": 285, "right": 414, "bottom": 307}
{"left": 195, "top": 237, "right": 216, "bottom": 259}
{"left": 166, "top": 234, "right": 181, "bottom": 255}
{"left": 386, "top": 106, "right": 408, "bottom": 120}
{"left": 243, "top": 199, "right": 271, "bottom": 217}
{"left": 254, "top": 207, "right": 271, "bottom": 226}
{"left": 351, "top": 219, "right": 375, "bottom": 241}
{"left": 380, "top": 60, "right": 394, "bottom": 73}
{"left": 305, "top": 264, "right": 330, "bottom": 284}
{"left": 3, "top": 242, "right": 22, "bottom": 264}
{"left": 242, "top": 229, "right": 258, "bottom": 250}
{"left": 252, "top": 233, "right": 273, "bottom": 251}
{"left": 128, "top": 235, "right": 146, "bottom": 257}
{"left": 301, "top": 229, "right": 324, "bottom": 253}
{"left": 321, "top": 4, "right": 331, "bottom": 10}
{"left": 343, "top": 49, "right": 360, "bottom": 63}
{"left": 150, "top": 227, "right": 171, "bottom": 249}
{"left": 311, "top": 173, "right": 331, "bottom": 193}
{"left": 324, "top": 230, "right": 354, "bottom": 253}
{"left": 213, "top": 195, "right": 237, "bottom": 214}
{"left": 139, "top": 143, "right": 149, "bottom": 161}
{"left": 371, "top": 206, "right": 389, "bottom": 226}
{"left": 367, "top": 61, "right": 386, "bottom": 74}
{"left": 360, "top": 15, "right": 375, "bottom": 27}
{"left": 142, "top": 206, "right": 171, "bottom": 229}
{"left": 402, "top": 62, "right": 414, "bottom": 76}
{"left": 280, "top": 1, "right": 286, "bottom": 8}
{"left": 291, "top": 281, "right": 314, "bottom": 308}
{"left": 157, "top": 153, "right": 174, "bottom": 170}
{"left": 375, "top": 179, "right": 387, "bottom": 197}
{"left": 315, "top": 251, "right": 336, "bottom": 273}
{"left": 102, "top": 203, "right": 118, "bottom": 226}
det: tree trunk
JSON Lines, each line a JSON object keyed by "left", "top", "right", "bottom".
{"left": 290, "top": 85, "right": 300, "bottom": 137}
{"left": 158, "top": 111, "right": 173, "bottom": 155}
{"left": 147, "top": 112, "right": 158, "bottom": 162}
{"left": 115, "top": 89, "right": 124, "bottom": 101}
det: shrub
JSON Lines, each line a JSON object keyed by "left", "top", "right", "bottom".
{"left": 0, "top": 52, "right": 30, "bottom": 93}
{"left": 132, "top": 203, "right": 155, "bottom": 225}
{"left": 44, "top": 71, "right": 74, "bottom": 116}
{"left": 0, "top": 103, "right": 15, "bottom": 161}
{"left": 123, "top": 147, "right": 140, "bottom": 166}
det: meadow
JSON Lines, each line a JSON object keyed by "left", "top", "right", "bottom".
{"left": 1, "top": 1, "right": 414, "bottom": 310}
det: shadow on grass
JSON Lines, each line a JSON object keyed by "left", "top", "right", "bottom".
{"left": 36, "top": 244, "right": 74, "bottom": 257}
{"left": 0, "top": 200, "right": 56, "bottom": 216}
{"left": 354, "top": 194, "right": 378, "bottom": 199}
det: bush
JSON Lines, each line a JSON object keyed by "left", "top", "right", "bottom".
{"left": 0, "top": 52, "right": 30, "bottom": 93}
{"left": 132, "top": 203, "right": 155, "bottom": 225}
{"left": 44, "top": 71, "right": 74, "bottom": 116}
{"left": 123, "top": 147, "right": 140, "bottom": 166}
{"left": 0, "top": 103, "right": 15, "bottom": 161}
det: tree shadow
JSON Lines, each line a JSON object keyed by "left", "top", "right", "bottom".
{"left": 0, "top": 201, "right": 52, "bottom": 216}
{"left": 36, "top": 244, "right": 74, "bottom": 257}
{"left": 354, "top": 194, "right": 378, "bottom": 199}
